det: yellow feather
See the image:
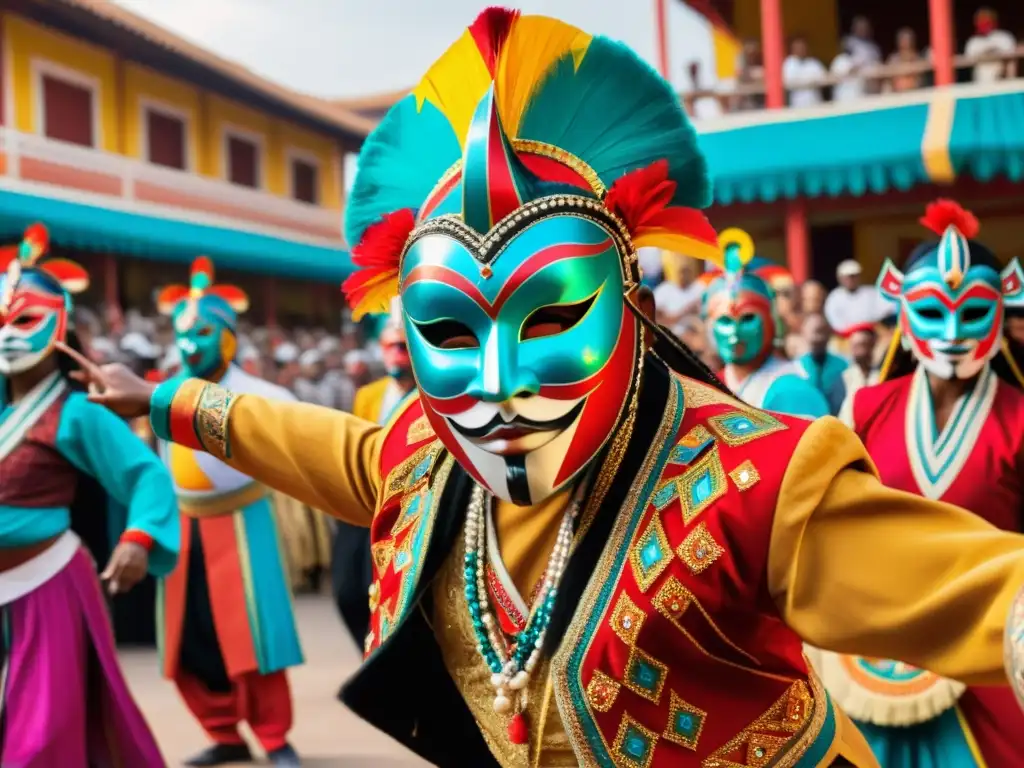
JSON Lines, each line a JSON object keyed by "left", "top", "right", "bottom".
{"left": 494, "top": 15, "right": 592, "bottom": 136}
{"left": 352, "top": 277, "right": 400, "bottom": 322}
{"left": 634, "top": 231, "right": 723, "bottom": 267}
{"left": 412, "top": 29, "right": 492, "bottom": 148}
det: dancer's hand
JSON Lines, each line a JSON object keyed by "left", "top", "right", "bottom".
{"left": 56, "top": 342, "right": 156, "bottom": 418}
{"left": 101, "top": 542, "right": 149, "bottom": 595}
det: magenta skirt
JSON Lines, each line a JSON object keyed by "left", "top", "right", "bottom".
{"left": 0, "top": 547, "right": 165, "bottom": 767}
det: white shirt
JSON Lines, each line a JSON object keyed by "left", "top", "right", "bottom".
{"left": 783, "top": 56, "right": 827, "bottom": 108}
{"left": 844, "top": 36, "right": 882, "bottom": 67}
{"left": 653, "top": 280, "right": 704, "bottom": 319}
{"left": 692, "top": 94, "right": 724, "bottom": 120}
{"left": 965, "top": 30, "right": 1017, "bottom": 83}
{"left": 824, "top": 285, "right": 893, "bottom": 333}
{"left": 830, "top": 53, "right": 865, "bottom": 102}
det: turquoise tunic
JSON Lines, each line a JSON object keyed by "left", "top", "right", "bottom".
{"left": 0, "top": 389, "right": 179, "bottom": 577}
{"left": 797, "top": 352, "right": 849, "bottom": 415}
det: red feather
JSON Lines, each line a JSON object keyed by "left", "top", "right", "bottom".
{"left": 39, "top": 258, "right": 90, "bottom": 294}
{"left": 0, "top": 246, "right": 17, "bottom": 272}
{"left": 342, "top": 209, "right": 416, "bottom": 315}
{"left": 919, "top": 199, "right": 980, "bottom": 239}
{"left": 22, "top": 223, "right": 49, "bottom": 254}
{"left": 190, "top": 255, "right": 215, "bottom": 283}
{"left": 604, "top": 160, "right": 718, "bottom": 246}
{"left": 468, "top": 7, "right": 521, "bottom": 75}
{"left": 156, "top": 285, "right": 190, "bottom": 315}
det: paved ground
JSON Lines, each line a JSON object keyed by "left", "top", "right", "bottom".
{"left": 121, "top": 594, "right": 429, "bottom": 767}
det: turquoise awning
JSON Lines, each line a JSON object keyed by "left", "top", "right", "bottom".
{"left": 698, "top": 103, "right": 932, "bottom": 205}
{"left": 949, "top": 89, "right": 1024, "bottom": 182}
{"left": 0, "top": 189, "right": 352, "bottom": 283}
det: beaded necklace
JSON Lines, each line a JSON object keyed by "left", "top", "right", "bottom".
{"left": 463, "top": 481, "right": 585, "bottom": 745}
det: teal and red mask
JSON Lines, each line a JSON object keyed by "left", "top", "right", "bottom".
{"left": 702, "top": 229, "right": 776, "bottom": 367}
{"left": 341, "top": 10, "right": 723, "bottom": 503}
{"left": 157, "top": 257, "right": 249, "bottom": 380}
{"left": 878, "top": 200, "right": 1024, "bottom": 380}
{"left": 0, "top": 224, "right": 87, "bottom": 375}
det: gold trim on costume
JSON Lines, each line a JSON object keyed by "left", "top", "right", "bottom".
{"left": 612, "top": 714, "right": 658, "bottom": 768}
{"left": 677, "top": 446, "right": 728, "bottom": 524}
{"left": 663, "top": 690, "right": 707, "bottom": 751}
{"left": 728, "top": 460, "right": 761, "bottom": 491}
{"left": 629, "top": 512, "right": 674, "bottom": 593}
{"left": 610, "top": 591, "right": 646, "bottom": 646}
{"left": 585, "top": 670, "right": 621, "bottom": 713}
{"left": 677, "top": 522, "right": 725, "bottom": 575}
{"left": 195, "top": 383, "right": 236, "bottom": 460}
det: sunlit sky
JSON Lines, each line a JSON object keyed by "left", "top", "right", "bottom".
{"left": 112, "top": 0, "right": 717, "bottom": 98}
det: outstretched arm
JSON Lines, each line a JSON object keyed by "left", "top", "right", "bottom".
{"left": 151, "top": 377, "right": 383, "bottom": 527}
{"left": 56, "top": 393, "right": 180, "bottom": 578}
{"left": 770, "top": 417, "right": 1024, "bottom": 685}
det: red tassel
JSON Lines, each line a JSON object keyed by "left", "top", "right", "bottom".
{"left": 919, "top": 199, "right": 979, "bottom": 239}
{"left": 507, "top": 712, "right": 529, "bottom": 745}
{"left": 605, "top": 160, "right": 718, "bottom": 247}
{"left": 468, "top": 7, "right": 521, "bottom": 75}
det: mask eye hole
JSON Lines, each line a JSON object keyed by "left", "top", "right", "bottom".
{"left": 737, "top": 312, "right": 759, "bottom": 326}
{"left": 521, "top": 295, "right": 596, "bottom": 341}
{"left": 196, "top": 326, "right": 214, "bottom": 338}
{"left": 916, "top": 308, "right": 944, "bottom": 321}
{"left": 961, "top": 306, "right": 989, "bottom": 323}
{"left": 415, "top": 319, "right": 479, "bottom": 350}
{"left": 11, "top": 313, "right": 43, "bottom": 330}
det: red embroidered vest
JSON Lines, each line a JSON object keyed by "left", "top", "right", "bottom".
{"left": 364, "top": 371, "right": 840, "bottom": 766}
{"left": 0, "top": 392, "right": 78, "bottom": 507}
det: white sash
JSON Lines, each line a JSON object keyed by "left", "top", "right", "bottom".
{"left": 0, "top": 530, "right": 81, "bottom": 606}
{"left": 0, "top": 372, "right": 67, "bottom": 463}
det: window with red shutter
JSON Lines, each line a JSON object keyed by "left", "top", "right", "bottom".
{"left": 146, "top": 109, "right": 187, "bottom": 170}
{"left": 227, "top": 135, "right": 259, "bottom": 188}
{"left": 42, "top": 75, "right": 94, "bottom": 147}
{"left": 291, "top": 158, "right": 318, "bottom": 204}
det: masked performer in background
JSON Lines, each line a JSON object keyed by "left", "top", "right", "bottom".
{"left": 702, "top": 228, "right": 830, "bottom": 418}
{"left": 333, "top": 299, "right": 415, "bottom": 647}
{"left": 810, "top": 200, "right": 1024, "bottom": 767}
{"left": 67, "top": 11, "right": 1024, "bottom": 767}
{"left": 154, "top": 257, "right": 302, "bottom": 767}
{"left": 0, "top": 224, "right": 177, "bottom": 766}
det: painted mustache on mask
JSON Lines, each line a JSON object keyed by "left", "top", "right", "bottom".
{"left": 451, "top": 400, "right": 585, "bottom": 441}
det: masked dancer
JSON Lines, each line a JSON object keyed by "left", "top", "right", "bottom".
{"left": 66, "top": 12, "right": 1024, "bottom": 767}
{"left": 811, "top": 200, "right": 1024, "bottom": 767}
{"left": 703, "top": 228, "right": 830, "bottom": 417}
{"left": 154, "top": 257, "right": 302, "bottom": 767}
{"left": 0, "top": 224, "right": 177, "bottom": 766}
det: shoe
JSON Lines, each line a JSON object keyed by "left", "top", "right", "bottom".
{"left": 267, "top": 744, "right": 301, "bottom": 766}
{"left": 183, "top": 743, "right": 253, "bottom": 766}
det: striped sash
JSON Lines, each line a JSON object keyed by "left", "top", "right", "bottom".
{"left": 0, "top": 372, "right": 67, "bottom": 463}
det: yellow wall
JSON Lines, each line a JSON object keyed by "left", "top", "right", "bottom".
{"left": 3, "top": 14, "right": 343, "bottom": 212}
{"left": 733, "top": 0, "right": 839, "bottom": 64}
{"left": 4, "top": 14, "right": 119, "bottom": 152}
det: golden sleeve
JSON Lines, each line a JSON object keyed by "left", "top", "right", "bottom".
{"left": 150, "top": 377, "right": 382, "bottom": 527}
{"left": 768, "top": 416, "right": 1024, "bottom": 684}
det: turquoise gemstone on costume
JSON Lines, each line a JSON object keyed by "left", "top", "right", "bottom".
{"left": 629, "top": 659, "right": 661, "bottom": 691}
{"left": 652, "top": 482, "right": 677, "bottom": 510}
{"left": 640, "top": 538, "right": 662, "bottom": 570}
{"left": 621, "top": 726, "right": 652, "bottom": 762}
{"left": 675, "top": 711, "right": 701, "bottom": 738}
{"left": 691, "top": 470, "right": 712, "bottom": 505}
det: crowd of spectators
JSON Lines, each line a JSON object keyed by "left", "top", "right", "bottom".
{"left": 685, "top": 7, "right": 1020, "bottom": 118}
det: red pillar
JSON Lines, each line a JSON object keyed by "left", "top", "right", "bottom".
{"left": 103, "top": 254, "right": 123, "bottom": 333}
{"left": 785, "top": 200, "right": 810, "bottom": 286}
{"left": 760, "top": 0, "right": 786, "bottom": 109}
{"left": 653, "top": 0, "right": 670, "bottom": 79}
{"left": 928, "top": 0, "right": 955, "bottom": 86}
{"left": 263, "top": 276, "right": 277, "bottom": 328}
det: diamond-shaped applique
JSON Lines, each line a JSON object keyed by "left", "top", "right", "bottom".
{"left": 747, "top": 734, "right": 789, "bottom": 767}
{"left": 751, "top": 680, "right": 813, "bottom": 734}
{"left": 630, "top": 514, "right": 673, "bottom": 593}
{"left": 663, "top": 691, "right": 707, "bottom": 750}
{"left": 393, "top": 537, "right": 414, "bottom": 572}
{"left": 669, "top": 424, "right": 715, "bottom": 465}
{"left": 652, "top": 480, "right": 678, "bottom": 511}
{"left": 613, "top": 714, "right": 658, "bottom": 768}
{"left": 729, "top": 460, "right": 760, "bottom": 491}
{"left": 610, "top": 591, "right": 646, "bottom": 646}
{"left": 652, "top": 577, "right": 693, "bottom": 622}
{"left": 406, "top": 415, "right": 434, "bottom": 445}
{"left": 677, "top": 522, "right": 724, "bottom": 575}
{"left": 676, "top": 446, "right": 727, "bottom": 524}
{"left": 707, "top": 410, "right": 786, "bottom": 447}
{"left": 585, "top": 670, "right": 621, "bottom": 713}
{"left": 623, "top": 647, "right": 669, "bottom": 703}
{"left": 392, "top": 491, "right": 423, "bottom": 536}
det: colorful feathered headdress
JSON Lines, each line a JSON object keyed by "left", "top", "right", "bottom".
{"left": 156, "top": 256, "right": 249, "bottom": 332}
{"left": 0, "top": 223, "right": 89, "bottom": 314}
{"left": 341, "top": 7, "right": 721, "bottom": 319}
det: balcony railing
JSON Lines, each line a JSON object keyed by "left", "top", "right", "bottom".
{"left": 0, "top": 127, "right": 343, "bottom": 244}
{"left": 681, "top": 45, "right": 1024, "bottom": 124}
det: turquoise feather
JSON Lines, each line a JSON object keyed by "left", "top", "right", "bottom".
{"left": 517, "top": 37, "right": 710, "bottom": 209}
{"left": 344, "top": 96, "right": 462, "bottom": 247}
